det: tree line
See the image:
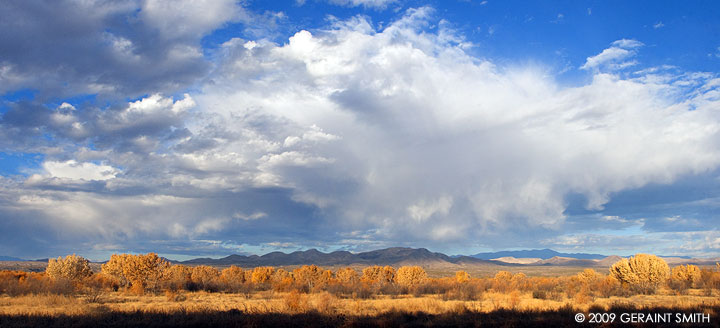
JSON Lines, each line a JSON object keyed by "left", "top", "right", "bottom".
{"left": 0, "top": 253, "right": 718, "bottom": 302}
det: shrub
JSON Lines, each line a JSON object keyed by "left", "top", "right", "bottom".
{"left": 670, "top": 264, "right": 701, "bottom": 291}
{"left": 395, "top": 266, "right": 427, "bottom": 287}
{"left": 46, "top": 254, "right": 93, "bottom": 282}
{"left": 101, "top": 253, "right": 170, "bottom": 292}
{"left": 511, "top": 272, "right": 529, "bottom": 291}
{"left": 271, "top": 269, "right": 294, "bottom": 292}
{"left": 293, "top": 265, "right": 330, "bottom": 292}
{"left": 221, "top": 266, "right": 245, "bottom": 284}
{"left": 162, "top": 265, "right": 192, "bottom": 291}
{"left": 532, "top": 290, "right": 547, "bottom": 300}
{"left": 492, "top": 271, "right": 513, "bottom": 293}
{"left": 576, "top": 269, "right": 600, "bottom": 285}
{"left": 609, "top": 254, "right": 669, "bottom": 294}
{"left": 335, "top": 267, "right": 359, "bottom": 285}
{"left": 455, "top": 271, "right": 470, "bottom": 284}
{"left": 284, "top": 290, "right": 309, "bottom": 312}
{"left": 220, "top": 266, "right": 246, "bottom": 292}
{"left": 596, "top": 275, "right": 626, "bottom": 297}
{"left": 190, "top": 265, "right": 220, "bottom": 291}
{"left": 251, "top": 266, "right": 275, "bottom": 285}
{"left": 361, "top": 266, "right": 395, "bottom": 285}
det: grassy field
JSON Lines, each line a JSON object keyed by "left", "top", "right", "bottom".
{"left": 1, "top": 288, "right": 718, "bottom": 316}
{"left": 0, "top": 290, "right": 718, "bottom": 327}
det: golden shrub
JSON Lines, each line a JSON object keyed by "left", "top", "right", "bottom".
{"left": 220, "top": 266, "right": 245, "bottom": 284}
{"left": 455, "top": 271, "right": 470, "bottom": 284}
{"left": 190, "top": 265, "right": 220, "bottom": 290}
{"left": 361, "top": 265, "right": 395, "bottom": 284}
{"left": 251, "top": 266, "right": 275, "bottom": 284}
{"left": 671, "top": 264, "right": 701, "bottom": 288}
{"left": 284, "top": 290, "right": 309, "bottom": 312}
{"left": 294, "top": 265, "right": 327, "bottom": 291}
{"left": 492, "top": 271, "right": 513, "bottom": 292}
{"left": 577, "top": 269, "right": 600, "bottom": 285}
{"left": 609, "top": 254, "right": 669, "bottom": 291}
{"left": 101, "top": 253, "right": 170, "bottom": 291}
{"left": 45, "top": 254, "right": 93, "bottom": 282}
{"left": 511, "top": 272, "right": 528, "bottom": 290}
{"left": 271, "top": 269, "right": 294, "bottom": 292}
{"left": 395, "top": 266, "right": 427, "bottom": 287}
{"left": 494, "top": 271, "right": 513, "bottom": 281}
{"left": 162, "top": 265, "right": 192, "bottom": 291}
{"left": 335, "top": 267, "right": 359, "bottom": 285}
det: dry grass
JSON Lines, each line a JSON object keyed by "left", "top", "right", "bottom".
{"left": 1, "top": 288, "right": 718, "bottom": 318}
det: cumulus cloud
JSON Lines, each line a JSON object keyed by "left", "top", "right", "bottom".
{"left": 183, "top": 9, "right": 720, "bottom": 251}
{"left": 1, "top": 6, "right": 720, "bottom": 258}
{"left": 41, "top": 160, "right": 119, "bottom": 181}
{"left": 581, "top": 39, "right": 644, "bottom": 71}
{"left": 327, "top": 0, "right": 398, "bottom": 9}
{"left": 0, "top": 0, "right": 246, "bottom": 98}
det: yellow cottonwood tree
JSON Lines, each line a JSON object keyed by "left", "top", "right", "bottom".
{"left": 395, "top": 266, "right": 427, "bottom": 287}
{"left": 336, "top": 267, "right": 359, "bottom": 285}
{"left": 251, "top": 266, "right": 275, "bottom": 284}
{"left": 294, "top": 265, "right": 330, "bottom": 291}
{"left": 671, "top": 264, "right": 701, "bottom": 289}
{"left": 101, "top": 253, "right": 170, "bottom": 291}
{"left": 361, "top": 265, "right": 395, "bottom": 284}
{"left": 220, "top": 266, "right": 245, "bottom": 284}
{"left": 191, "top": 265, "right": 220, "bottom": 290}
{"left": 455, "top": 271, "right": 470, "bottom": 284}
{"left": 46, "top": 254, "right": 93, "bottom": 282}
{"left": 609, "top": 254, "right": 669, "bottom": 293}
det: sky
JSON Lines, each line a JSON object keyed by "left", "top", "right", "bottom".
{"left": 1, "top": 0, "right": 720, "bottom": 261}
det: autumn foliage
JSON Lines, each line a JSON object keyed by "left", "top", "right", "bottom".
{"left": 395, "top": 266, "right": 427, "bottom": 287}
{"left": 609, "top": 253, "right": 669, "bottom": 293}
{"left": 45, "top": 254, "right": 93, "bottom": 282}
{"left": 101, "top": 253, "right": 170, "bottom": 293}
{"left": 0, "top": 252, "right": 718, "bottom": 310}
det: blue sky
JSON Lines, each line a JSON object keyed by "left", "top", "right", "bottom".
{"left": 1, "top": 0, "right": 719, "bottom": 261}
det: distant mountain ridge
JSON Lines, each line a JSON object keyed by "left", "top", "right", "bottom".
{"left": 471, "top": 249, "right": 607, "bottom": 260}
{"left": 183, "top": 247, "right": 493, "bottom": 267}
{"left": 0, "top": 256, "right": 25, "bottom": 261}
{"left": 2, "top": 249, "right": 709, "bottom": 268}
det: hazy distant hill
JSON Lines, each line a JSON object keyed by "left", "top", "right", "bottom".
{"left": 471, "top": 249, "right": 606, "bottom": 260}
{"left": 183, "top": 247, "right": 495, "bottom": 267}
{"left": 0, "top": 256, "right": 25, "bottom": 261}
{"left": 181, "top": 247, "right": 720, "bottom": 268}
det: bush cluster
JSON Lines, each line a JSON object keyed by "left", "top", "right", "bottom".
{"left": 0, "top": 253, "right": 718, "bottom": 301}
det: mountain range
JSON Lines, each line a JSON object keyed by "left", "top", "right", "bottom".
{"left": 180, "top": 247, "right": 716, "bottom": 268}
{"left": 0, "top": 256, "right": 25, "bottom": 261}
{"left": 2, "top": 248, "right": 714, "bottom": 268}
{"left": 469, "top": 248, "right": 607, "bottom": 260}
{"left": 183, "top": 247, "right": 494, "bottom": 267}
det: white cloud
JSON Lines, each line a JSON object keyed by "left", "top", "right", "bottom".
{"left": 233, "top": 212, "right": 268, "bottom": 221}
{"left": 327, "top": 0, "right": 398, "bottom": 9}
{"left": 140, "top": 0, "right": 246, "bottom": 40}
{"left": 41, "top": 160, "right": 119, "bottom": 181}
{"left": 407, "top": 196, "right": 453, "bottom": 222}
{"left": 581, "top": 39, "right": 644, "bottom": 70}
{"left": 611, "top": 39, "right": 644, "bottom": 49}
{"left": 195, "top": 11, "right": 720, "bottom": 246}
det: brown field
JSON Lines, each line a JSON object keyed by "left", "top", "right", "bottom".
{"left": 1, "top": 254, "right": 719, "bottom": 327}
